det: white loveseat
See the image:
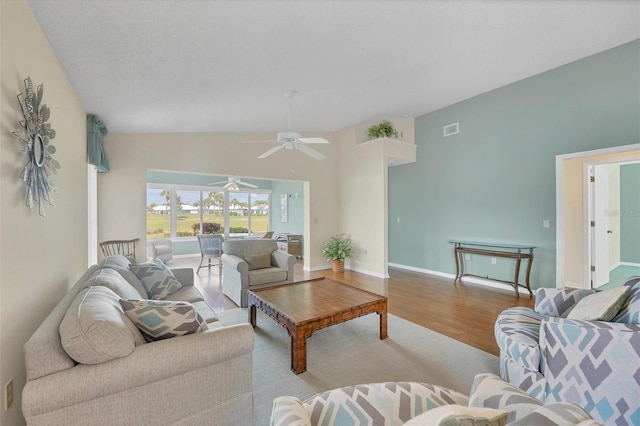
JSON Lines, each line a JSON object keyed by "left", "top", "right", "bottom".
{"left": 221, "top": 239, "right": 296, "bottom": 307}
{"left": 22, "top": 255, "right": 254, "bottom": 425}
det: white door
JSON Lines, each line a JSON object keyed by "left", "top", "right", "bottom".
{"left": 592, "top": 165, "right": 610, "bottom": 288}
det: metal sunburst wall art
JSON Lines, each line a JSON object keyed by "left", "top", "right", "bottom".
{"left": 12, "top": 77, "right": 60, "bottom": 216}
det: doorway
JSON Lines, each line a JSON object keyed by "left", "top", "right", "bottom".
{"left": 556, "top": 143, "right": 640, "bottom": 289}
{"left": 588, "top": 161, "right": 640, "bottom": 288}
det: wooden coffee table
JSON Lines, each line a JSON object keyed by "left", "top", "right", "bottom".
{"left": 247, "top": 277, "right": 388, "bottom": 374}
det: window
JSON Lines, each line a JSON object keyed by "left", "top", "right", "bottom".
{"left": 147, "top": 186, "right": 173, "bottom": 239}
{"left": 146, "top": 184, "right": 270, "bottom": 239}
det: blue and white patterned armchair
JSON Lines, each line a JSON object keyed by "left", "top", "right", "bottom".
{"left": 495, "top": 276, "right": 640, "bottom": 425}
{"left": 271, "top": 373, "right": 596, "bottom": 426}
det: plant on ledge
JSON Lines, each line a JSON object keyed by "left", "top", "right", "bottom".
{"left": 322, "top": 234, "right": 352, "bottom": 273}
{"left": 367, "top": 120, "right": 403, "bottom": 139}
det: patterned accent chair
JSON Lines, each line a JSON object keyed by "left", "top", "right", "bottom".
{"left": 271, "top": 373, "right": 596, "bottom": 426}
{"left": 495, "top": 276, "right": 640, "bottom": 425}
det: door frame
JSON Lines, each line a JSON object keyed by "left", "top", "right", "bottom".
{"left": 555, "top": 143, "right": 640, "bottom": 288}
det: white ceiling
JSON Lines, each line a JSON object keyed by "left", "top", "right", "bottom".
{"left": 27, "top": 0, "right": 640, "bottom": 134}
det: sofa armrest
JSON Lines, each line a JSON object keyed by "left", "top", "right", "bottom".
{"left": 534, "top": 288, "right": 594, "bottom": 317}
{"left": 23, "top": 323, "right": 254, "bottom": 419}
{"left": 539, "top": 317, "right": 640, "bottom": 424}
{"left": 271, "top": 396, "right": 311, "bottom": 426}
{"left": 469, "top": 373, "right": 543, "bottom": 423}
{"left": 221, "top": 254, "right": 248, "bottom": 275}
{"left": 272, "top": 250, "right": 296, "bottom": 281}
{"left": 171, "top": 267, "right": 194, "bottom": 286}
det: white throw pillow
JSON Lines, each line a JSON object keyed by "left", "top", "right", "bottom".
{"left": 403, "top": 405, "right": 508, "bottom": 426}
{"left": 59, "top": 286, "right": 141, "bottom": 364}
{"left": 567, "top": 286, "right": 631, "bottom": 321}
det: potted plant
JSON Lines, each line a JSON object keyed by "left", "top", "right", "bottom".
{"left": 322, "top": 234, "right": 352, "bottom": 273}
{"left": 367, "top": 120, "right": 403, "bottom": 139}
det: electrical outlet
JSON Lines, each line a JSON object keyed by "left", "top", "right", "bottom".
{"left": 5, "top": 378, "right": 13, "bottom": 411}
{"left": 464, "top": 254, "right": 471, "bottom": 261}
{"left": 543, "top": 219, "right": 550, "bottom": 228}
{"left": 491, "top": 257, "right": 497, "bottom": 265}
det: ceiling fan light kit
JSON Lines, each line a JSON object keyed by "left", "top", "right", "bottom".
{"left": 208, "top": 176, "right": 258, "bottom": 190}
{"left": 245, "top": 91, "right": 329, "bottom": 161}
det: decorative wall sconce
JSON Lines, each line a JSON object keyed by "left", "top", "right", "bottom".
{"left": 12, "top": 77, "right": 60, "bottom": 216}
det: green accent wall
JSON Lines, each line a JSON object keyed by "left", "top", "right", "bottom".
{"left": 620, "top": 163, "right": 640, "bottom": 263}
{"left": 389, "top": 40, "right": 640, "bottom": 288}
{"left": 270, "top": 180, "right": 305, "bottom": 237}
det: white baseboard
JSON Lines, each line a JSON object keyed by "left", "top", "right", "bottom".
{"left": 387, "top": 262, "right": 520, "bottom": 293}
{"left": 620, "top": 262, "right": 640, "bottom": 267}
{"left": 305, "top": 264, "right": 388, "bottom": 278}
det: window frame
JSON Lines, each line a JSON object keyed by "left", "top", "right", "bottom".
{"left": 146, "top": 183, "right": 271, "bottom": 241}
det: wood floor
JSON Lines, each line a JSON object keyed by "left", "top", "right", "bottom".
{"left": 175, "top": 257, "right": 534, "bottom": 356}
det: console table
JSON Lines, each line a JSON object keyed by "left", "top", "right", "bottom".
{"left": 449, "top": 239, "right": 535, "bottom": 298}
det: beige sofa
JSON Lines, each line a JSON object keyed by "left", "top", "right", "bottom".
{"left": 221, "top": 239, "right": 296, "bottom": 307}
{"left": 22, "top": 255, "right": 254, "bottom": 425}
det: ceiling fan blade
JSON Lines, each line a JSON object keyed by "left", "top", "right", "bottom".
{"left": 297, "top": 137, "right": 329, "bottom": 144}
{"left": 239, "top": 181, "right": 258, "bottom": 188}
{"left": 296, "top": 143, "right": 327, "bottom": 161}
{"left": 208, "top": 180, "right": 229, "bottom": 186}
{"left": 258, "top": 144, "right": 285, "bottom": 159}
{"left": 243, "top": 139, "right": 279, "bottom": 144}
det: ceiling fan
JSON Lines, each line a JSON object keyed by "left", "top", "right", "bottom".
{"left": 245, "top": 91, "right": 329, "bottom": 161}
{"left": 208, "top": 176, "right": 258, "bottom": 191}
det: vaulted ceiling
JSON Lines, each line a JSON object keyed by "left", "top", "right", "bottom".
{"left": 27, "top": 0, "right": 639, "bottom": 134}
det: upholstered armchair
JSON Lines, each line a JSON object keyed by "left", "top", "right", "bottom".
{"left": 495, "top": 276, "right": 640, "bottom": 425}
{"left": 146, "top": 238, "right": 173, "bottom": 263}
{"left": 221, "top": 239, "right": 296, "bottom": 307}
{"left": 271, "top": 373, "right": 595, "bottom": 426}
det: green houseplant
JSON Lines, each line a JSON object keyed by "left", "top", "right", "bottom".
{"left": 367, "top": 120, "right": 403, "bottom": 139}
{"left": 322, "top": 234, "right": 352, "bottom": 273}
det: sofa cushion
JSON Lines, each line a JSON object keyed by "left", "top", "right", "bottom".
{"left": 249, "top": 267, "right": 287, "bottom": 286}
{"left": 130, "top": 259, "right": 182, "bottom": 299}
{"left": 101, "top": 255, "right": 148, "bottom": 297}
{"left": 167, "top": 285, "right": 205, "bottom": 303}
{"left": 59, "top": 286, "right": 143, "bottom": 364}
{"left": 191, "top": 300, "right": 220, "bottom": 324}
{"left": 84, "top": 267, "right": 144, "bottom": 300}
{"left": 494, "top": 307, "right": 544, "bottom": 372}
{"left": 403, "top": 405, "right": 507, "bottom": 426}
{"left": 612, "top": 277, "right": 640, "bottom": 324}
{"left": 246, "top": 252, "right": 272, "bottom": 270}
{"left": 120, "top": 299, "right": 208, "bottom": 342}
{"left": 566, "top": 286, "right": 630, "bottom": 321}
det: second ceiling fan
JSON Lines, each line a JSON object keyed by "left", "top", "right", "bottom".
{"left": 246, "top": 91, "right": 329, "bottom": 161}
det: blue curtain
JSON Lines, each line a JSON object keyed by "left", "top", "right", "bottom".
{"left": 87, "top": 114, "right": 109, "bottom": 173}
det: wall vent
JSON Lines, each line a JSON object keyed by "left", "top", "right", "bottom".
{"left": 443, "top": 122, "right": 459, "bottom": 137}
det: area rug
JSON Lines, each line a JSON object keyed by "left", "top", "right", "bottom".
{"left": 216, "top": 308, "right": 499, "bottom": 426}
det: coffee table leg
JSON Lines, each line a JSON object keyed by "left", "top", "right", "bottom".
{"left": 291, "top": 327, "right": 307, "bottom": 374}
{"left": 249, "top": 305, "right": 257, "bottom": 327}
{"left": 379, "top": 309, "right": 388, "bottom": 340}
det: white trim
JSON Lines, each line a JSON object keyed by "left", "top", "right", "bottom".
{"left": 620, "top": 262, "right": 640, "bottom": 267}
{"left": 88, "top": 165, "right": 98, "bottom": 266}
{"left": 388, "top": 263, "right": 519, "bottom": 293}
{"left": 555, "top": 143, "right": 640, "bottom": 289}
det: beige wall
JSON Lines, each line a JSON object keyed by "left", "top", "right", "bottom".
{"left": 562, "top": 150, "right": 639, "bottom": 287}
{"left": 0, "top": 1, "right": 88, "bottom": 424}
{"left": 337, "top": 119, "right": 416, "bottom": 277}
{"left": 100, "top": 119, "right": 415, "bottom": 276}
{"left": 99, "top": 132, "right": 341, "bottom": 269}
